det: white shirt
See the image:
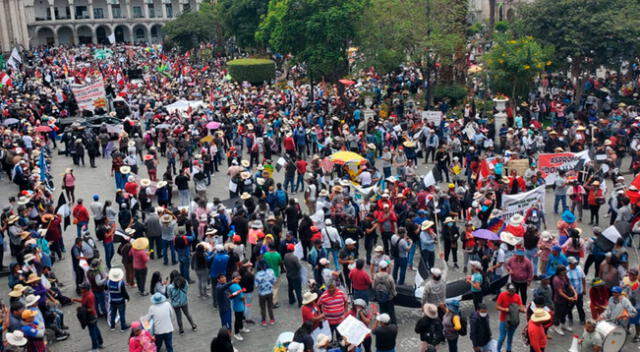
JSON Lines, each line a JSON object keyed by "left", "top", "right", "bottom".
{"left": 357, "top": 171, "right": 372, "bottom": 186}
{"left": 148, "top": 301, "right": 174, "bottom": 334}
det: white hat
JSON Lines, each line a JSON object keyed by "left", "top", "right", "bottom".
{"left": 568, "top": 256, "right": 578, "bottom": 264}
{"left": 345, "top": 238, "right": 356, "bottom": 245}
{"left": 509, "top": 214, "right": 524, "bottom": 226}
{"left": 5, "top": 330, "right": 27, "bottom": 346}
{"left": 430, "top": 268, "right": 442, "bottom": 276}
{"left": 108, "top": 268, "right": 125, "bottom": 281}
{"left": 319, "top": 258, "right": 329, "bottom": 266}
{"left": 379, "top": 260, "right": 389, "bottom": 269}
{"left": 315, "top": 334, "right": 331, "bottom": 348}
{"left": 500, "top": 231, "right": 521, "bottom": 246}
{"left": 325, "top": 218, "right": 332, "bottom": 226}
{"left": 376, "top": 313, "right": 391, "bottom": 323}
{"left": 541, "top": 231, "right": 553, "bottom": 240}
{"left": 301, "top": 291, "right": 318, "bottom": 305}
{"left": 469, "top": 260, "right": 482, "bottom": 270}
{"left": 287, "top": 341, "right": 305, "bottom": 352}
{"left": 374, "top": 245, "right": 384, "bottom": 253}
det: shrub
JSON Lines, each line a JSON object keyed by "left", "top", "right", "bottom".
{"left": 495, "top": 20, "right": 509, "bottom": 33}
{"left": 433, "top": 84, "right": 468, "bottom": 105}
{"left": 227, "top": 58, "right": 276, "bottom": 84}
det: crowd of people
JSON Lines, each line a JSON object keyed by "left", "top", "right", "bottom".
{"left": 0, "top": 43, "right": 640, "bottom": 352}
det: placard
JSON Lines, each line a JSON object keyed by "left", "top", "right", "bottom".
{"left": 506, "top": 159, "right": 530, "bottom": 176}
{"left": 421, "top": 110, "right": 443, "bottom": 125}
{"left": 71, "top": 76, "right": 107, "bottom": 112}
{"left": 501, "top": 185, "right": 546, "bottom": 220}
{"left": 538, "top": 150, "right": 591, "bottom": 185}
{"left": 336, "top": 315, "right": 371, "bottom": 346}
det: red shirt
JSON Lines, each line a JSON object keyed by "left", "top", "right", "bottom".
{"left": 496, "top": 291, "right": 522, "bottom": 321}
{"left": 124, "top": 182, "right": 139, "bottom": 196}
{"left": 318, "top": 289, "right": 348, "bottom": 325}
{"left": 527, "top": 320, "right": 547, "bottom": 352}
{"left": 73, "top": 205, "right": 90, "bottom": 223}
{"left": 283, "top": 137, "right": 296, "bottom": 151}
{"left": 301, "top": 303, "right": 321, "bottom": 330}
{"left": 81, "top": 290, "right": 97, "bottom": 317}
{"left": 295, "top": 160, "right": 308, "bottom": 174}
{"left": 349, "top": 268, "right": 372, "bottom": 291}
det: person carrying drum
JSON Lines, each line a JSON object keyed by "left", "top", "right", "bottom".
{"left": 579, "top": 319, "right": 604, "bottom": 352}
{"left": 598, "top": 286, "right": 638, "bottom": 326}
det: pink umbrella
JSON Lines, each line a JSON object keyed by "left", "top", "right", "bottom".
{"left": 206, "top": 121, "right": 221, "bottom": 130}
{"left": 35, "top": 125, "right": 52, "bottom": 132}
{"left": 339, "top": 79, "right": 356, "bottom": 86}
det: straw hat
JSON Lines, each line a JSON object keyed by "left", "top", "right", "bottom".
{"left": 240, "top": 192, "right": 252, "bottom": 200}
{"left": 531, "top": 308, "right": 551, "bottom": 323}
{"left": 125, "top": 228, "right": 137, "bottom": 235}
{"left": 592, "top": 180, "right": 600, "bottom": 186}
{"left": 240, "top": 171, "right": 251, "bottom": 180}
{"left": 6, "top": 215, "right": 19, "bottom": 224}
{"left": 41, "top": 214, "right": 54, "bottom": 223}
{"left": 24, "top": 294, "right": 40, "bottom": 307}
{"left": 156, "top": 181, "right": 168, "bottom": 188}
{"left": 5, "top": 330, "right": 27, "bottom": 347}
{"left": 444, "top": 217, "right": 455, "bottom": 224}
{"left": 332, "top": 185, "right": 343, "bottom": 193}
{"left": 509, "top": 214, "right": 524, "bottom": 226}
{"left": 140, "top": 179, "right": 151, "bottom": 187}
{"left": 17, "top": 197, "right": 30, "bottom": 205}
{"left": 8, "top": 284, "right": 27, "bottom": 298}
{"left": 132, "top": 237, "right": 149, "bottom": 250}
{"left": 108, "top": 268, "right": 125, "bottom": 281}
{"left": 423, "top": 303, "right": 438, "bottom": 319}
{"left": 421, "top": 220, "right": 434, "bottom": 231}
{"left": 302, "top": 291, "right": 318, "bottom": 305}
{"left": 25, "top": 273, "right": 40, "bottom": 284}
{"left": 21, "top": 310, "right": 37, "bottom": 321}
{"left": 500, "top": 231, "right": 521, "bottom": 246}
{"left": 119, "top": 166, "right": 131, "bottom": 174}
{"left": 403, "top": 140, "right": 416, "bottom": 148}
{"left": 340, "top": 179, "right": 351, "bottom": 187}
{"left": 319, "top": 189, "right": 329, "bottom": 197}
{"left": 241, "top": 160, "right": 250, "bottom": 168}
{"left": 374, "top": 245, "right": 384, "bottom": 253}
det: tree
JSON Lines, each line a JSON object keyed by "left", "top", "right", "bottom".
{"left": 162, "top": 4, "right": 223, "bottom": 52}
{"left": 218, "top": 0, "right": 268, "bottom": 49}
{"left": 256, "top": 0, "right": 365, "bottom": 83}
{"left": 484, "top": 34, "right": 553, "bottom": 105}
{"left": 516, "top": 0, "right": 640, "bottom": 99}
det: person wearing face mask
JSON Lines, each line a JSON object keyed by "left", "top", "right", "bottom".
{"left": 470, "top": 303, "right": 493, "bottom": 352}
{"left": 441, "top": 217, "right": 460, "bottom": 269}
{"left": 421, "top": 268, "right": 445, "bottom": 307}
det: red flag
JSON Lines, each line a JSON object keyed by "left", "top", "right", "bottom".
{"left": 116, "top": 70, "right": 125, "bottom": 88}
{"left": 184, "top": 50, "right": 191, "bottom": 59}
{"left": 0, "top": 73, "right": 13, "bottom": 88}
{"left": 209, "top": 89, "right": 214, "bottom": 104}
{"left": 632, "top": 173, "right": 640, "bottom": 190}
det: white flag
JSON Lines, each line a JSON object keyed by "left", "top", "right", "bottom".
{"left": 108, "top": 33, "right": 116, "bottom": 44}
{"left": 7, "top": 48, "right": 21, "bottom": 70}
{"left": 423, "top": 170, "right": 436, "bottom": 187}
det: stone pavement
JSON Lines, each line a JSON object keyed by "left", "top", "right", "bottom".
{"left": 1, "top": 150, "right": 639, "bottom": 352}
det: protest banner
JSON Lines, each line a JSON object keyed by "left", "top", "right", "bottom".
{"left": 538, "top": 150, "right": 590, "bottom": 185}
{"left": 71, "top": 77, "right": 107, "bottom": 112}
{"left": 506, "top": 159, "right": 530, "bottom": 176}
{"left": 337, "top": 315, "right": 371, "bottom": 346}
{"left": 501, "top": 185, "right": 545, "bottom": 220}
{"left": 421, "top": 110, "right": 443, "bottom": 125}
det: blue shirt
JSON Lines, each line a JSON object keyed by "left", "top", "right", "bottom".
{"left": 208, "top": 252, "right": 230, "bottom": 278}
{"left": 567, "top": 266, "right": 585, "bottom": 295}
{"left": 545, "top": 253, "right": 569, "bottom": 277}
{"left": 254, "top": 269, "right": 276, "bottom": 296}
{"left": 229, "top": 283, "right": 245, "bottom": 312}
{"left": 215, "top": 281, "right": 233, "bottom": 312}
{"left": 420, "top": 231, "right": 436, "bottom": 252}
{"left": 471, "top": 273, "right": 483, "bottom": 292}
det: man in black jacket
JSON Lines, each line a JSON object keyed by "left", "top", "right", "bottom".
{"left": 470, "top": 303, "right": 493, "bottom": 352}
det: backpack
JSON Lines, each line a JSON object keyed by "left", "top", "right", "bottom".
{"left": 390, "top": 236, "right": 401, "bottom": 258}
{"left": 374, "top": 280, "right": 391, "bottom": 303}
{"left": 458, "top": 315, "right": 468, "bottom": 336}
{"left": 276, "top": 189, "right": 287, "bottom": 208}
{"left": 95, "top": 224, "right": 106, "bottom": 241}
{"left": 506, "top": 303, "right": 520, "bottom": 328}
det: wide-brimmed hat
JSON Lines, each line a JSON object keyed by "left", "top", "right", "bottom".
{"left": 403, "top": 140, "right": 416, "bottom": 148}
{"left": 316, "top": 334, "right": 331, "bottom": 348}
{"left": 140, "top": 179, "right": 151, "bottom": 187}
{"left": 6, "top": 215, "right": 19, "bottom": 224}
{"left": 332, "top": 185, "right": 343, "bottom": 193}
{"left": 421, "top": 220, "right": 434, "bottom": 231}
{"left": 108, "top": 268, "right": 124, "bottom": 281}
{"left": 240, "top": 171, "right": 251, "bottom": 180}
{"left": 469, "top": 260, "right": 483, "bottom": 270}
{"left": 8, "top": 284, "right": 27, "bottom": 298}
{"left": 156, "top": 181, "right": 168, "bottom": 188}
{"left": 531, "top": 308, "right": 551, "bottom": 323}
{"left": 500, "top": 231, "right": 521, "bottom": 246}
{"left": 240, "top": 192, "right": 252, "bottom": 200}
{"left": 132, "top": 237, "right": 149, "bottom": 250}
{"left": 150, "top": 292, "right": 167, "bottom": 304}
{"left": 423, "top": 303, "right": 438, "bottom": 318}
{"left": 561, "top": 210, "right": 576, "bottom": 224}
{"left": 318, "top": 189, "right": 329, "bottom": 197}
{"left": 21, "top": 310, "right": 38, "bottom": 321}
{"left": 119, "top": 166, "right": 131, "bottom": 174}
{"left": 160, "top": 214, "right": 173, "bottom": 223}
{"left": 241, "top": 160, "right": 250, "bottom": 168}
{"left": 444, "top": 217, "right": 455, "bottom": 224}
{"left": 374, "top": 245, "right": 384, "bottom": 253}
{"left": 24, "top": 294, "right": 40, "bottom": 307}
{"left": 17, "top": 197, "right": 30, "bottom": 206}
{"left": 125, "top": 228, "right": 137, "bottom": 236}
{"left": 25, "top": 273, "right": 40, "bottom": 284}
{"left": 302, "top": 291, "right": 318, "bottom": 305}
{"left": 509, "top": 214, "right": 524, "bottom": 226}
{"left": 5, "top": 330, "right": 27, "bottom": 346}
{"left": 40, "top": 214, "right": 54, "bottom": 223}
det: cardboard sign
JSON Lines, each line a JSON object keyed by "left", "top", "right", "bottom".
{"left": 421, "top": 110, "right": 442, "bottom": 125}
{"left": 506, "top": 159, "right": 530, "bottom": 176}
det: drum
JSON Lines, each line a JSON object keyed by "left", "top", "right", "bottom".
{"left": 595, "top": 321, "right": 627, "bottom": 352}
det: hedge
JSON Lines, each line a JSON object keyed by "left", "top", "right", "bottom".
{"left": 227, "top": 58, "right": 276, "bottom": 84}
{"left": 433, "top": 83, "right": 468, "bottom": 105}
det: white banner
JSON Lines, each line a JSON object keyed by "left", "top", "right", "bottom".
{"left": 421, "top": 110, "right": 442, "bottom": 125}
{"left": 71, "top": 77, "right": 107, "bottom": 112}
{"left": 501, "top": 185, "right": 546, "bottom": 220}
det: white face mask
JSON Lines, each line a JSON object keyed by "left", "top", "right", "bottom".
{"left": 479, "top": 312, "right": 488, "bottom": 318}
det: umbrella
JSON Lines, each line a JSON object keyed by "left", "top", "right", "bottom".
{"left": 339, "top": 79, "right": 356, "bottom": 86}
{"left": 206, "top": 121, "right": 221, "bottom": 130}
{"left": 468, "top": 65, "right": 483, "bottom": 74}
{"left": 200, "top": 135, "right": 214, "bottom": 143}
{"left": 155, "top": 124, "right": 171, "bottom": 129}
{"left": 3, "top": 118, "right": 19, "bottom": 126}
{"left": 472, "top": 229, "right": 500, "bottom": 241}
{"left": 35, "top": 125, "right": 52, "bottom": 132}
{"left": 329, "top": 151, "right": 366, "bottom": 165}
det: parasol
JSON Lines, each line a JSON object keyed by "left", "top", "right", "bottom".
{"left": 3, "top": 118, "right": 19, "bottom": 126}
{"left": 35, "top": 126, "right": 52, "bottom": 132}
{"left": 200, "top": 135, "right": 214, "bottom": 143}
{"left": 206, "top": 121, "right": 221, "bottom": 130}
{"left": 155, "top": 123, "right": 171, "bottom": 129}
{"left": 339, "top": 79, "right": 356, "bottom": 86}
{"left": 472, "top": 229, "right": 500, "bottom": 241}
{"left": 329, "top": 151, "right": 366, "bottom": 165}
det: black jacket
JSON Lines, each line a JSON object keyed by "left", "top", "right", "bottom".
{"left": 469, "top": 311, "right": 492, "bottom": 348}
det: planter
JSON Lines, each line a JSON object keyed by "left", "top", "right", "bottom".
{"left": 493, "top": 98, "right": 509, "bottom": 112}
{"left": 493, "top": 98, "right": 509, "bottom": 128}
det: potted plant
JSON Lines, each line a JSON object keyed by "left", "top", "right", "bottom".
{"left": 493, "top": 93, "right": 509, "bottom": 112}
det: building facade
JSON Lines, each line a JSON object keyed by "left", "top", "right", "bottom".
{"left": 468, "top": 0, "right": 533, "bottom": 25}
{"left": 0, "top": 0, "right": 202, "bottom": 52}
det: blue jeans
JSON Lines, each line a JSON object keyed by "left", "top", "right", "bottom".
{"left": 294, "top": 173, "right": 305, "bottom": 193}
{"left": 109, "top": 302, "right": 127, "bottom": 330}
{"left": 328, "top": 248, "right": 340, "bottom": 269}
{"left": 162, "top": 240, "right": 177, "bottom": 265}
{"left": 407, "top": 243, "right": 417, "bottom": 268}
{"left": 284, "top": 176, "right": 295, "bottom": 193}
{"left": 393, "top": 257, "right": 408, "bottom": 285}
{"left": 103, "top": 242, "right": 114, "bottom": 269}
{"left": 554, "top": 194, "right": 567, "bottom": 214}
{"left": 178, "top": 189, "right": 190, "bottom": 206}
{"left": 220, "top": 310, "right": 232, "bottom": 330}
{"left": 244, "top": 292, "right": 253, "bottom": 321}
{"left": 88, "top": 321, "right": 103, "bottom": 349}
{"left": 155, "top": 332, "right": 173, "bottom": 352}
{"left": 383, "top": 167, "right": 391, "bottom": 178}
{"left": 95, "top": 291, "right": 106, "bottom": 316}
{"left": 178, "top": 253, "right": 190, "bottom": 281}
{"left": 497, "top": 321, "right": 516, "bottom": 352}
{"left": 76, "top": 221, "right": 88, "bottom": 237}
{"left": 353, "top": 289, "right": 369, "bottom": 304}
{"left": 524, "top": 248, "right": 539, "bottom": 276}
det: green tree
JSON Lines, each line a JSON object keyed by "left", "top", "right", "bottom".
{"left": 256, "top": 0, "right": 365, "bottom": 83}
{"left": 484, "top": 34, "right": 553, "bottom": 105}
{"left": 162, "top": 4, "right": 223, "bottom": 52}
{"left": 218, "top": 0, "right": 268, "bottom": 49}
{"left": 516, "top": 0, "right": 640, "bottom": 99}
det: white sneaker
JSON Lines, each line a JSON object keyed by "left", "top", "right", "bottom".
{"left": 554, "top": 326, "right": 565, "bottom": 336}
{"left": 241, "top": 328, "right": 251, "bottom": 333}
{"left": 234, "top": 334, "right": 244, "bottom": 341}
{"left": 563, "top": 324, "right": 573, "bottom": 332}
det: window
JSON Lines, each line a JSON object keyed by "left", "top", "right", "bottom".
{"left": 147, "top": 4, "right": 155, "bottom": 18}
{"left": 75, "top": 6, "right": 89, "bottom": 19}
{"left": 94, "top": 7, "right": 104, "bottom": 18}
{"left": 112, "top": 4, "right": 122, "bottom": 18}
{"left": 132, "top": 6, "right": 143, "bottom": 18}
{"left": 165, "top": 4, "right": 172, "bottom": 18}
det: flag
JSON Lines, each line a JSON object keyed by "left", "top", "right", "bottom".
{"left": 0, "top": 72, "right": 12, "bottom": 88}
{"left": 209, "top": 88, "right": 214, "bottom": 104}
{"left": 423, "top": 170, "right": 436, "bottom": 187}
{"left": 55, "top": 193, "right": 71, "bottom": 230}
{"left": 108, "top": 33, "right": 116, "bottom": 45}
{"left": 7, "top": 48, "right": 21, "bottom": 70}
{"left": 0, "top": 55, "right": 4, "bottom": 70}
{"left": 116, "top": 70, "right": 125, "bottom": 88}
{"left": 632, "top": 173, "right": 640, "bottom": 190}
{"left": 38, "top": 147, "right": 47, "bottom": 183}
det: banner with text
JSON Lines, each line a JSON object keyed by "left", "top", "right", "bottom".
{"left": 501, "top": 185, "right": 546, "bottom": 220}
{"left": 538, "top": 150, "right": 590, "bottom": 185}
{"left": 421, "top": 110, "right": 443, "bottom": 125}
{"left": 71, "top": 77, "right": 107, "bottom": 112}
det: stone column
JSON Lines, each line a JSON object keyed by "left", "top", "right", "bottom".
{"left": 88, "top": 2, "right": 94, "bottom": 19}
{"left": 92, "top": 30, "right": 97, "bottom": 44}
{"left": 72, "top": 27, "right": 79, "bottom": 45}
{"left": 68, "top": 2, "right": 75, "bottom": 20}
{"left": 106, "top": 4, "right": 113, "bottom": 19}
